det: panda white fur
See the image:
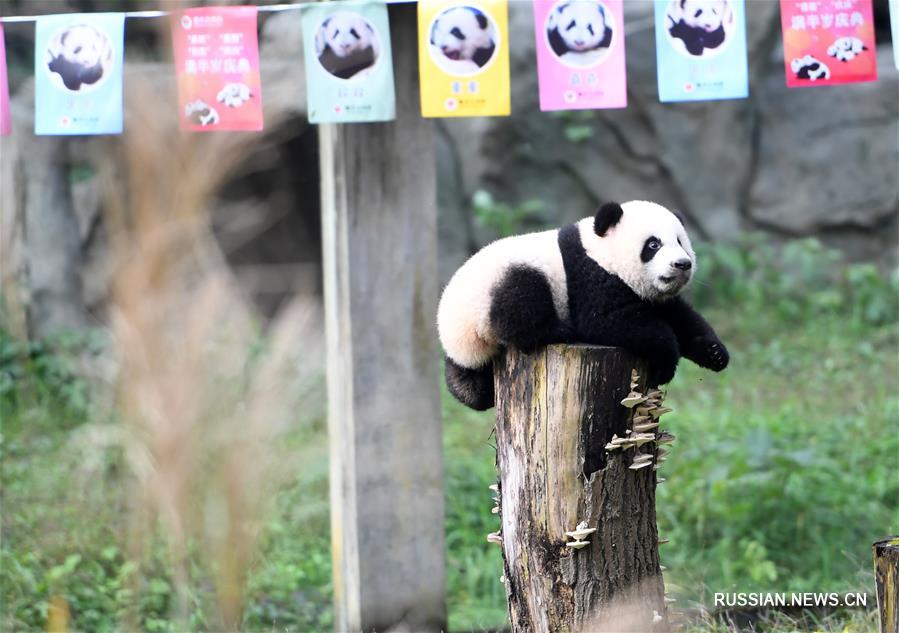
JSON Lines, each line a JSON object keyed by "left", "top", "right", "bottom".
{"left": 791, "top": 55, "right": 830, "bottom": 80}
{"left": 827, "top": 36, "right": 867, "bottom": 62}
{"left": 437, "top": 200, "right": 729, "bottom": 410}
{"left": 430, "top": 6, "right": 497, "bottom": 70}
{"left": 547, "top": 1, "right": 613, "bottom": 61}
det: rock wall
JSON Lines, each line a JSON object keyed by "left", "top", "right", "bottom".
{"left": 437, "top": 1, "right": 899, "bottom": 281}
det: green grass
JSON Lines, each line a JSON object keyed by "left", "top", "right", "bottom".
{"left": 0, "top": 375, "right": 334, "bottom": 633}
{"left": 2, "top": 237, "right": 897, "bottom": 632}
{"left": 441, "top": 310, "right": 899, "bottom": 631}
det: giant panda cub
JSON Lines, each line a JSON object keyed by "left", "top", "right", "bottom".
{"left": 667, "top": 0, "right": 728, "bottom": 57}
{"left": 791, "top": 55, "right": 830, "bottom": 81}
{"left": 827, "top": 36, "right": 867, "bottom": 63}
{"left": 547, "top": 1, "right": 613, "bottom": 64}
{"left": 316, "top": 11, "right": 379, "bottom": 80}
{"left": 430, "top": 6, "right": 497, "bottom": 74}
{"left": 437, "top": 200, "right": 729, "bottom": 410}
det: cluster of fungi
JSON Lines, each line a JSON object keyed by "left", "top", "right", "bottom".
{"left": 606, "top": 369, "right": 676, "bottom": 474}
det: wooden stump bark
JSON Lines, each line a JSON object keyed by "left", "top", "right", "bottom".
{"left": 874, "top": 537, "right": 899, "bottom": 633}
{"left": 494, "top": 344, "right": 670, "bottom": 633}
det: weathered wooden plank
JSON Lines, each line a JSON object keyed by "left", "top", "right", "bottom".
{"left": 494, "top": 344, "right": 669, "bottom": 632}
{"left": 319, "top": 5, "right": 445, "bottom": 632}
{"left": 874, "top": 537, "right": 899, "bottom": 633}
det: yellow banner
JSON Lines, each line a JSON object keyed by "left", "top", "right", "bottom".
{"left": 418, "top": 0, "right": 510, "bottom": 117}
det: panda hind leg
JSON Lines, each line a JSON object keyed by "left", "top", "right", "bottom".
{"left": 445, "top": 357, "right": 494, "bottom": 411}
{"left": 489, "top": 265, "right": 565, "bottom": 354}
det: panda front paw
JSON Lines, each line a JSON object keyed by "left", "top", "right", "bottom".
{"left": 692, "top": 337, "right": 729, "bottom": 372}
{"left": 647, "top": 362, "right": 677, "bottom": 388}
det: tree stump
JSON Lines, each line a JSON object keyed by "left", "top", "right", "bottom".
{"left": 874, "top": 537, "right": 899, "bottom": 633}
{"left": 493, "top": 344, "right": 670, "bottom": 633}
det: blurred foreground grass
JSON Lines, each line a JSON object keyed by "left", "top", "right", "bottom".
{"left": 2, "top": 237, "right": 898, "bottom": 632}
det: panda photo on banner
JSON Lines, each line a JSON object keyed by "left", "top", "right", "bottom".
{"left": 418, "top": 0, "right": 511, "bottom": 118}
{"left": 654, "top": 0, "right": 748, "bottom": 102}
{"left": 0, "top": 25, "right": 10, "bottom": 136}
{"left": 665, "top": 0, "right": 732, "bottom": 57}
{"left": 34, "top": 12, "right": 125, "bottom": 135}
{"left": 779, "top": 0, "right": 878, "bottom": 87}
{"left": 302, "top": 2, "right": 395, "bottom": 123}
{"left": 533, "top": 0, "right": 627, "bottom": 111}
{"left": 315, "top": 11, "right": 381, "bottom": 80}
{"left": 429, "top": 6, "right": 498, "bottom": 74}
{"left": 170, "top": 6, "right": 264, "bottom": 132}
{"left": 546, "top": 1, "right": 613, "bottom": 67}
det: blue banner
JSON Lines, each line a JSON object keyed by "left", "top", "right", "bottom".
{"left": 891, "top": 0, "right": 899, "bottom": 70}
{"left": 654, "top": 0, "right": 748, "bottom": 102}
{"left": 35, "top": 13, "right": 125, "bottom": 135}
{"left": 302, "top": 2, "right": 396, "bottom": 123}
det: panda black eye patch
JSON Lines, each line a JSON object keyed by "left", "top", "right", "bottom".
{"left": 566, "top": 20, "right": 576, "bottom": 31}
{"left": 694, "top": 9, "right": 703, "bottom": 18}
{"left": 587, "top": 24, "right": 594, "bottom": 35}
{"left": 450, "top": 27, "right": 466, "bottom": 40}
{"left": 641, "top": 237, "right": 662, "bottom": 263}
{"left": 349, "top": 28, "right": 360, "bottom": 39}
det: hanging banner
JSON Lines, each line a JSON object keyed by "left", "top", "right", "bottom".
{"left": 171, "top": 6, "right": 264, "bottom": 131}
{"left": 418, "top": 0, "right": 511, "bottom": 117}
{"left": 0, "top": 25, "right": 10, "bottom": 136}
{"left": 654, "top": 0, "right": 748, "bottom": 102}
{"left": 533, "top": 0, "right": 627, "bottom": 111}
{"left": 302, "top": 2, "right": 396, "bottom": 123}
{"left": 34, "top": 13, "right": 125, "bottom": 135}
{"left": 890, "top": 0, "right": 899, "bottom": 70}
{"left": 780, "top": 0, "right": 877, "bottom": 86}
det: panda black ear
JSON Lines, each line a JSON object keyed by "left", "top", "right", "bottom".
{"left": 474, "top": 10, "right": 488, "bottom": 29}
{"left": 594, "top": 202, "right": 623, "bottom": 236}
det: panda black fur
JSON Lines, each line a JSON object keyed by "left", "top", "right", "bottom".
{"left": 438, "top": 200, "right": 729, "bottom": 411}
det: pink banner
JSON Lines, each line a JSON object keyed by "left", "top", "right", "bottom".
{"left": 171, "top": 6, "right": 263, "bottom": 131}
{"left": 1, "top": 24, "right": 10, "bottom": 136}
{"left": 533, "top": 0, "right": 627, "bottom": 111}
{"left": 780, "top": 0, "right": 877, "bottom": 87}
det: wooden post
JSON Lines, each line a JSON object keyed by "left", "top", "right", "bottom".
{"left": 874, "top": 537, "right": 899, "bottom": 633}
{"left": 319, "top": 4, "right": 445, "bottom": 633}
{"left": 494, "top": 344, "right": 670, "bottom": 633}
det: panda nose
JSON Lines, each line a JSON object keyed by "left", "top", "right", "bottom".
{"left": 672, "top": 259, "right": 692, "bottom": 271}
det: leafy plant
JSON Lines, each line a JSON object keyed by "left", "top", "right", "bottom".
{"left": 0, "top": 326, "right": 105, "bottom": 427}
{"left": 472, "top": 190, "right": 546, "bottom": 239}
{"left": 690, "top": 234, "right": 899, "bottom": 329}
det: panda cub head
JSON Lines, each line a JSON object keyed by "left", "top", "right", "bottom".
{"left": 318, "top": 11, "right": 375, "bottom": 59}
{"left": 547, "top": 1, "right": 613, "bottom": 57}
{"left": 585, "top": 201, "right": 696, "bottom": 301}
{"left": 430, "top": 6, "right": 496, "bottom": 67}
